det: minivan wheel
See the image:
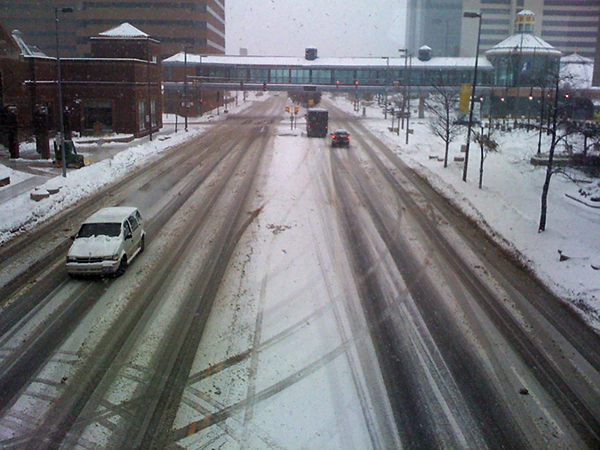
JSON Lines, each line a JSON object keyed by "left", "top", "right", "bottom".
{"left": 140, "top": 235, "right": 145, "bottom": 253}
{"left": 116, "top": 255, "right": 127, "bottom": 277}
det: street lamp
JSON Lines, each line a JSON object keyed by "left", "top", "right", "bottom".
{"left": 199, "top": 54, "right": 203, "bottom": 116}
{"left": 55, "top": 6, "right": 73, "bottom": 178}
{"left": 147, "top": 36, "right": 153, "bottom": 141}
{"left": 183, "top": 46, "right": 188, "bottom": 132}
{"left": 462, "top": 11, "right": 483, "bottom": 183}
{"left": 382, "top": 56, "right": 389, "bottom": 119}
{"left": 398, "top": 48, "right": 408, "bottom": 136}
{"left": 405, "top": 52, "right": 412, "bottom": 145}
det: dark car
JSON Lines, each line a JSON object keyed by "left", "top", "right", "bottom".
{"left": 331, "top": 130, "right": 350, "bottom": 148}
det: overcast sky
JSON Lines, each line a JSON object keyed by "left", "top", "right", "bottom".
{"left": 225, "top": 0, "right": 407, "bottom": 58}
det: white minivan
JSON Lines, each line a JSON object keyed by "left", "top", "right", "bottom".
{"left": 66, "top": 206, "right": 146, "bottom": 277}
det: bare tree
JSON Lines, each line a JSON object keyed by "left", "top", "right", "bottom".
{"left": 472, "top": 125, "right": 499, "bottom": 189}
{"left": 538, "top": 75, "right": 580, "bottom": 232}
{"left": 424, "top": 86, "right": 460, "bottom": 167}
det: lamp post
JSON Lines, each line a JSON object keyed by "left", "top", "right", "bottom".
{"left": 382, "top": 56, "right": 389, "bottom": 119}
{"left": 147, "top": 36, "right": 153, "bottom": 141}
{"left": 199, "top": 54, "right": 203, "bottom": 116}
{"left": 183, "top": 46, "right": 188, "bottom": 132}
{"left": 55, "top": 6, "right": 73, "bottom": 178}
{"left": 398, "top": 48, "right": 408, "bottom": 133}
{"left": 462, "top": 11, "right": 482, "bottom": 182}
{"left": 405, "top": 52, "right": 412, "bottom": 145}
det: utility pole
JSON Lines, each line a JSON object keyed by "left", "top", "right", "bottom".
{"left": 462, "top": 11, "right": 483, "bottom": 182}
{"left": 55, "top": 6, "right": 73, "bottom": 178}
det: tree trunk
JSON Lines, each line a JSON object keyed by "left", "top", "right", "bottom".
{"left": 444, "top": 133, "right": 449, "bottom": 168}
{"left": 444, "top": 107, "right": 450, "bottom": 168}
{"left": 478, "top": 145, "right": 484, "bottom": 189}
{"left": 538, "top": 80, "right": 560, "bottom": 232}
{"left": 539, "top": 166, "right": 552, "bottom": 232}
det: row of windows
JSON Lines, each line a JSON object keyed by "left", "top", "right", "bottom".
{"left": 0, "top": 2, "right": 54, "bottom": 10}
{"left": 78, "top": 19, "right": 204, "bottom": 28}
{"left": 485, "top": 18, "right": 511, "bottom": 25}
{"left": 481, "top": 8, "right": 511, "bottom": 15}
{"left": 482, "top": 28, "right": 512, "bottom": 35}
{"left": 207, "top": 6, "right": 225, "bottom": 25}
{"left": 84, "top": 2, "right": 207, "bottom": 11}
{"left": 543, "top": 39, "right": 598, "bottom": 49}
{"left": 192, "top": 67, "right": 494, "bottom": 87}
{"left": 544, "top": 0, "right": 598, "bottom": 6}
{"left": 543, "top": 20, "right": 598, "bottom": 28}
{"left": 74, "top": 35, "right": 203, "bottom": 46}
{"left": 543, "top": 9, "right": 599, "bottom": 16}
{"left": 543, "top": 30, "right": 598, "bottom": 39}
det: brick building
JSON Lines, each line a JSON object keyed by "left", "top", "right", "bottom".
{"left": 0, "top": 21, "right": 162, "bottom": 152}
{"left": 0, "top": 0, "right": 226, "bottom": 59}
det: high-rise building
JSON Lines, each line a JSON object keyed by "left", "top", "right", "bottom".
{"left": 406, "top": 0, "right": 464, "bottom": 57}
{"left": 407, "top": 0, "right": 598, "bottom": 61}
{"left": 0, "top": 0, "right": 225, "bottom": 58}
{"left": 594, "top": 3, "right": 600, "bottom": 86}
{"left": 537, "top": 0, "right": 598, "bottom": 59}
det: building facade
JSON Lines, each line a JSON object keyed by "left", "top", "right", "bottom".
{"left": 593, "top": 2, "right": 600, "bottom": 87}
{"left": 407, "top": 0, "right": 599, "bottom": 61}
{"left": 0, "top": 21, "right": 162, "bottom": 148}
{"left": 0, "top": 0, "right": 225, "bottom": 59}
{"left": 406, "top": 0, "right": 464, "bottom": 57}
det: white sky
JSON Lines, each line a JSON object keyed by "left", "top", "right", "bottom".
{"left": 225, "top": 0, "right": 407, "bottom": 58}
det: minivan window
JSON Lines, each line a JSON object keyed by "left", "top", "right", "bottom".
{"left": 128, "top": 215, "right": 139, "bottom": 231}
{"left": 77, "top": 223, "right": 121, "bottom": 238}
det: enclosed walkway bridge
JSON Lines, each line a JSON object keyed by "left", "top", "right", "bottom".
{"left": 162, "top": 53, "right": 494, "bottom": 94}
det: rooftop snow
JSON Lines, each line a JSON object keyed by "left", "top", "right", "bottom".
{"left": 11, "top": 30, "right": 47, "bottom": 57}
{"left": 560, "top": 53, "right": 595, "bottom": 89}
{"left": 162, "top": 53, "right": 493, "bottom": 69}
{"left": 98, "top": 22, "right": 148, "bottom": 38}
{"left": 486, "top": 33, "right": 562, "bottom": 57}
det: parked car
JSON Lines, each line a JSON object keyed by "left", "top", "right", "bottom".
{"left": 66, "top": 206, "right": 145, "bottom": 277}
{"left": 331, "top": 130, "right": 350, "bottom": 148}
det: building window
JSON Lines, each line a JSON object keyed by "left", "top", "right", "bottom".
{"left": 84, "top": 100, "right": 112, "bottom": 133}
{"left": 151, "top": 100, "right": 156, "bottom": 127}
{"left": 139, "top": 101, "right": 146, "bottom": 131}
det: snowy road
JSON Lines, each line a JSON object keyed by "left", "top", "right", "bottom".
{"left": 0, "top": 97, "right": 599, "bottom": 449}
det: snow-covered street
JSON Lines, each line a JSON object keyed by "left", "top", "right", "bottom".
{"left": 2, "top": 92, "right": 599, "bottom": 328}
{"left": 0, "top": 93, "right": 599, "bottom": 448}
